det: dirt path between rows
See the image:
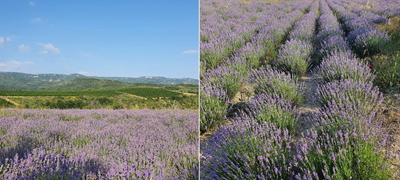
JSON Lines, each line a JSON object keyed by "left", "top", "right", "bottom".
{"left": 115, "top": 91, "right": 147, "bottom": 100}
{"left": 381, "top": 91, "right": 400, "bottom": 176}
{"left": 296, "top": 74, "right": 319, "bottom": 137}
{"left": 182, "top": 92, "right": 198, "bottom": 96}
{"left": 0, "top": 96, "right": 21, "bottom": 107}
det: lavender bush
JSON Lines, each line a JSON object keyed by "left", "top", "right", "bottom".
{"left": 0, "top": 109, "right": 198, "bottom": 179}
{"left": 297, "top": 106, "right": 391, "bottom": 180}
{"left": 200, "top": 80, "right": 229, "bottom": 134}
{"left": 200, "top": 35, "right": 245, "bottom": 71}
{"left": 314, "top": 51, "right": 375, "bottom": 83}
{"left": 273, "top": 39, "right": 313, "bottom": 77}
{"left": 251, "top": 66, "right": 305, "bottom": 106}
{"left": 316, "top": 79, "right": 384, "bottom": 114}
{"left": 236, "top": 42, "right": 268, "bottom": 69}
{"left": 238, "top": 93, "right": 299, "bottom": 133}
{"left": 203, "top": 58, "right": 250, "bottom": 100}
{"left": 315, "top": 34, "right": 351, "bottom": 62}
{"left": 347, "top": 27, "right": 391, "bottom": 57}
{"left": 201, "top": 119, "right": 295, "bottom": 179}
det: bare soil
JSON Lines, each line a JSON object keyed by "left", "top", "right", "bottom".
{"left": 115, "top": 91, "right": 147, "bottom": 100}
{"left": 381, "top": 90, "right": 400, "bottom": 178}
{"left": 296, "top": 74, "right": 319, "bottom": 137}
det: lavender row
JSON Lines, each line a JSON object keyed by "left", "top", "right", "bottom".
{"left": 272, "top": 0, "right": 320, "bottom": 77}
{"left": 288, "top": 0, "right": 320, "bottom": 42}
{"left": 200, "top": 0, "right": 314, "bottom": 178}
{"left": 201, "top": 66, "right": 304, "bottom": 178}
{"left": 201, "top": 0, "right": 396, "bottom": 178}
{"left": 229, "top": 7, "right": 307, "bottom": 70}
{"left": 0, "top": 109, "right": 198, "bottom": 179}
{"left": 314, "top": 0, "right": 350, "bottom": 63}
{"left": 200, "top": 1, "right": 287, "bottom": 71}
{"left": 334, "top": 0, "right": 400, "bottom": 18}
{"left": 314, "top": 51, "right": 374, "bottom": 84}
{"left": 298, "top": 0, "right": 394, "bottom": 177}
{"left": 200, "top": 0, "right": 313, "bottom": 71}
{"left": 326, "top": 0, "right": 391, "bottom": 57}
{"left": 200, "top": 0, "right": 315, "bottom": 133}
{"left": 200, "top": 0, "right": 314, "bottom": 175}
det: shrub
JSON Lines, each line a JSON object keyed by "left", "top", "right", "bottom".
{"left": 200, "top": 80, "right": 229, "bottom": 134}
{"left": 297, "top": 106, "right": 392, "bottom": 180}
{"left": 316, "top": 79, "right": 383, "bottom": 115}
{"left": 237, "top": 42, "right": 267, "bottom": 69}
{"left": 273, "top": 39, "right": 313, "bottom": 77}
{"left": 203, "top": 58, "right": 250, "bottom": 100}
{"left": 200, "top": 35, "right": 245, "bottom": 71}
{"left": 238, "top": 93, "right": 298, "bottom": 133}
{"left": 373, "top": 16, "right": 400, "bottom": 91}
{"left": 251, "top": 66, "right": 304, "bottom": 106}
{"left": 347, "top": 27, "right": 391, "bottom": 57}
{"left": 343, "top": 17, "right": 374, "bottom": 32}
{"left": 315, "top": 34, "right": 351, "bottom": 63}
{"left": 314, "top": 51, "right": 375, "bottom": 84}
{"left": 201, "top": 119, "right": 295, "bottom": 179}
{"left": 317, "top": 14, "right": 341, "bottom": 32}
{"left": 289, "top": 11, "right": 318, "bottom": 41}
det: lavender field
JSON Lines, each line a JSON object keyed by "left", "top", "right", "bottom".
{"left": 0, "top": 108, "right": 198, "bottom": 179}
{"left": 200, "top": 0, "right": 400, "bottom": 179}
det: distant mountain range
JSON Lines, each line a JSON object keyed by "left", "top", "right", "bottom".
{"left": 0, "top": 72, "right": 199, "bottom": 91}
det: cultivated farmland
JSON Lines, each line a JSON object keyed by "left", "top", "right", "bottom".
{"left": 0, "top": 109, "right": 198, "bottom": 179}
{"left": 0, "top": 87, "right": 198, "bottom": 110}
{"left": 200, "top": 0, "right": 400, "bottom": 179}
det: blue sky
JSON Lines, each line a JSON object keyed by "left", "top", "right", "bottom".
{"left": 0, "top": 0, "right": 199, "bottom": 79}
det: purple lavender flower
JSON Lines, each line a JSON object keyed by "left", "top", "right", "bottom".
{"left": 0, "top": 108, "right": 198, "bottom": 179}
{"left": 316, "top": 79, "right": 383, "bottom": 114}
{"left": 201, "top": 118, "right": 294, "bottom": 179}
{"left": 314, "top": 51, "right": 375, "bottom": 83}
{"left": 251, "top": 66, "right": 305, "bottom": 106}
{"left": 347, "top": 27, "right": 390, "bottom": 57}
{"left": 238, "top": 93, "right": 299, "bottom": 133}
{"left": 273, "top": 39, "right": 313, "bottom": 77}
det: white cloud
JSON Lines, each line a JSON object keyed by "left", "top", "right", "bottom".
{"left": 38, "top": 43, "right": 60, "bottom": 54}
{"left": 0, "top": 61, "right": 35, "bottom": 71}
{"left": 0, "top": 37, "right": 12, "bottom": 47}
{"left": 31, "top": 17, "right": 42, "bottom": 23}
{"left": 182, "top": 50, "right": 198, "bottom": 54}
{"left": 38, "top": 50, "right": 48, "bottom": 54}
{"left": 29, "top": 1, "right": 35, "bottom": 6}
{"left": 19, "top": 44, "right": 31, "bottom": 53}
{"left": 77, "top": 71, "right": 91, "bottom": 75}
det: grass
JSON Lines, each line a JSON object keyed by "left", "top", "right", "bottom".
{"left": 372, "top": 16, "right": 400, "bottom": 92}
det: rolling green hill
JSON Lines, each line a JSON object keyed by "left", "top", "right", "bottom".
{"left": 0, "top": 72, "right": 198, "bottom": 91}
{"left": 37, "top": 78, "right": 157, "bottom": 91}
{"left": 0, "top": 73, "right": 55, "bottom": 90}
{"left": 0, "top": 72, "right": 198, "bottom": 110}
